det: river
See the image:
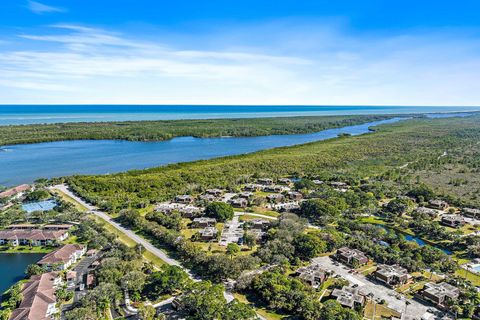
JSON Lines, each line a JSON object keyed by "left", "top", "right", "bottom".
{"left": 0, "top": 253, "right": 44, "bottom": 295}
{"left": 0, "top": 118, "right": 403, "bottom": 186}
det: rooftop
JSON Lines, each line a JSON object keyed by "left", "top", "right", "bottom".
{"left": 9, "top": 272, "right": 59, "bottom": 320}
{"left": 38, "top": 244, "right": 85, "bottom": 265}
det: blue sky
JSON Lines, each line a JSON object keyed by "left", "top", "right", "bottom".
{"left": 0, "top": 0, "right": 480, "bottom": 105}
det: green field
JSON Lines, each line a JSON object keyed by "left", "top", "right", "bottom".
{"left": 0, "top": 114, "right": 392, "bottom": 146}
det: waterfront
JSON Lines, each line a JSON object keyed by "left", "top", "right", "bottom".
{"left": 0, "top": 105, "right": 477, "bottom": 126}
{"left": 0, "top": 253, "right": 44, "bottom": 294}
{"left": 0, "top": 118, "right": 402, "bottom": 186}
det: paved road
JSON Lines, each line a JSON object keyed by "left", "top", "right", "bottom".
{"left": 313, "top": 256, "right": 435, "bottom": 320}
{"left": 51, "top": 184, "right": 236, "bottom": 302}
{"left": 51, "top": 185, "right": 190, "bottom": 272}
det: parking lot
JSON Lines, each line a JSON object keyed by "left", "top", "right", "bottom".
{"left": 313, "top": 256, "right": 435, "bottom": 320}
{"left": 219, "top": 215, "right": 244, "bottom": 246}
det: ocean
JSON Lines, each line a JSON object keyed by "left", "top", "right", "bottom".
{"left": 0, "top": 105, "right": 478, "bottom": 126}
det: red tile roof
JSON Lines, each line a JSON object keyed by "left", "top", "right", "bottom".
{"left": 0, "top": 184, "right": 31, "bottom": 199}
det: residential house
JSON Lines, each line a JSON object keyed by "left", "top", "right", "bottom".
{"left": 0, "top": 184, "right": 31, "bottom": 199}
{"left": 266, "top": 194, "right": 285, "bottom": 204}
{"left": 66, "top": 270, "right": 77, "bottom": 288}
{"left": 198, "top": 227, "right": 218, "bottom": 241}
{"left": 178, "top": 205, "right": 203, "bottom": 218}
{"left": 86, "top": 273, "right": 95, "bottom": 289}
{"left": 229, "top": 198, "right": 248, "bottom": 208}
{"left": 192, "top": 217, "right": 216, "bottom": 228}
{"left": 263, "top": 185, "right": 284, "bottom": 193}
{"left": 418, "top": 282, "right": 460, "bottom": 308}
{"left": 246, "top": 219, "right": 270, "bottom": 230}
{"left": 295, "top": 264, "right": 328, "bottom": 288}
{"left": 238, "top": 192, "right": 254, "bottom": 199}
{"left": 9, "top": 272, "right": 61, "bottom": 320}
{"left": 257, "top": 178, "right": 273, "bottom": 185}
{"left": 175, "top": 195, "right": 194, "bottom": 204}
{"left": 335, "top": 247, "right": 368, "bottom": 266}
{"left": 462, "top": 208, "right": 480, "bottom": 219}
{"left": 428, "top": 199, "right": 449, "bottom": 210}
{"left": 287, "top": 191, "right": 303, "bottom": 200}
{"left": 38, "top": 244, "right": 86, "bottom": 270}
{"left": 414, "top": 207, "right": 439, "bottom": 218}
{"left": 373, "top": 264, "right": 409, "bottom": 287}
{"left": 331, "top": 286, "right": 365, "bottom": 309}
{"left": 43, "top": 224, "right": 73, "bottom": 231}
{"left": 273, "top": 202, "right": 300, "bottom": 213}
{"left": 330, "top": 181, "right": 347, "bottom": 188}
{"left": 206, "top": 189, "right": 224, "bottom": 196}
{"left": 200, "top": 194, "right": 216, "bottom": 202}
{"left": 441, "top": 214, "right": 466, "bottom": 228}
{"left": 312, "top": 180, "right": 324, "bottom": 185}
{"left": 0, "top": 229, "right": 68, "bottom": 247}
{"left": 278, "top": 178, "right": 292, "bottom": 185}
{"left": 243, "top": 184, "right": 260, "bottom": 192}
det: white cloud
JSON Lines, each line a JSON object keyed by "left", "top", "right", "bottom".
{"left": 1, "top": 23, "right": 480, "bottom": 105}
{"left": 27, "top": 1, "right": 65, "bottom": 14}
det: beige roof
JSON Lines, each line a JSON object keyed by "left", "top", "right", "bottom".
{"left": 9, "top": 272, "right": 58, "bottom": 320}
{"left": 0, "top": 230, "right": 67, "bottom": 241}
{"left": 38, "top": 244, "right": 85, "bottom": 265}
{"left": 0, "top": 184, "right": 31, "bottom": 199}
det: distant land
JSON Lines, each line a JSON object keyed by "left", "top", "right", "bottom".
{"left": 0, "top": 105, "right": 479, "bottom": 126}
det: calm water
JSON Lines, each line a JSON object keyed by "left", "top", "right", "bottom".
{"left": 0, "top": 118, "right": 403, "bottom": 186}
{"left": 0, "top": 253, "right": 44, "bottom": 294}
{"left": 0, "top": 105, "right": 478, "bottom": 125}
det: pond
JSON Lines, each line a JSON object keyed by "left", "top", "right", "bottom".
{"left": 0, "top": 253, "right": 45, "bottom": 295}
{"left": 379, "top": 225, "right": 453, "bottom": 255}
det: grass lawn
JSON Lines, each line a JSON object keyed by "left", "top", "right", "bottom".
{"left": 249, "top": 207, "right": 280, "bottom": 217}
{"left": 358, "top": 216, "right": 386, "bottom": 225}
{"left": 91, "top": 215, "right": 137, "bottom": 247}
{"left": 364, "top": 300, "right": 401, "bottom": 320}
{"left": 51, "top": 189, "right": 89, "bottom": 212}
{"left": 455, "top": 268, "right": 480, "bottom": 286}
{"left": 0, "top": 245, "right": 53, "bottom": 253}
{"left": 233, "top": 293, "right": 287, "bottom": 320}
{"left": 142, "top": 250, "right": 167, "bottom": 268}
{"left": 239, "top": 214, "right": 277, "bottom": 221}
{"left": 90, "top": 216, "right": 167, "bottom": 268}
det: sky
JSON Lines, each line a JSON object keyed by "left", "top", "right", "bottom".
{"left": 0, "top": 1, "right": 480, "bottom": 105}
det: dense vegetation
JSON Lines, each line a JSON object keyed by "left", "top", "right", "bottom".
{"left": 66, "top": 115, "right": 480, "bottom": 210}
{"left": 0, "top": 114, "right": 393, "bottom": 146}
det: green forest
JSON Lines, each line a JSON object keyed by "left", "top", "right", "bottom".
{"left": 0, "top": 114, "right": 395, "bottom": 146}
{"left": 66, "top": 115, "right": 480, "bottom": 211}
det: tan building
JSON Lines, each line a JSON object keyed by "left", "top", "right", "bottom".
{"left": 373, "top": 264, "right": 409, "bottom": 287}
{"left": 295, "top": 264, "right": 328, "bottom": 288}
{"left": 428, "top": 199, "right": 449, "bottom": 210}
{"left": 192, "top": 217, "right": 216, "bottom": 228}
{"left": 0, "top": 229, "right": 68, "bottom": 247}
{"left": 418, "top": 282, "right": 460, "bottom": 308}
{"left": 331, "top": 286, "right": 365, "bottom": 309}
{"left": 335, "top": 247, "right": 368, "bottom": 266}
{"left": 9, "top": 272, "right": 61, "bottom": 320}
{"left": 38, "top": 244, "right": 86, "bottom": 270}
